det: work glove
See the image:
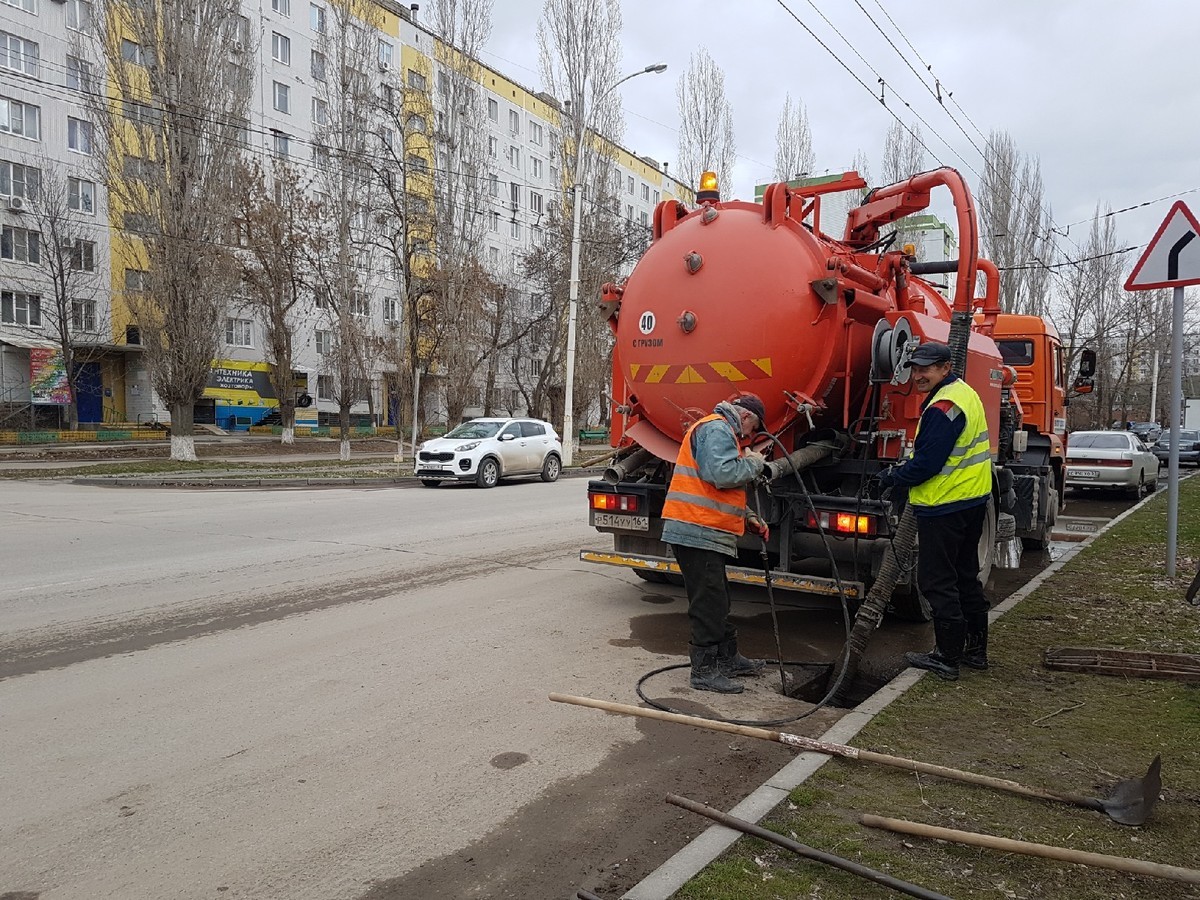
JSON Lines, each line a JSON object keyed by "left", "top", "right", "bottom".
{"left": 743, "top": 449, "right": 766, "bottom": 470}
{"left": 877, "top": 464, "right": 898, "bottom": 488}
{"left": 746, "top": 514, "right": 770, "bottom": 543}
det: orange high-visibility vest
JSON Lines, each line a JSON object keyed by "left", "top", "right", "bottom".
{"left": 662, "top": 414, "right": 748, "bottom": 535}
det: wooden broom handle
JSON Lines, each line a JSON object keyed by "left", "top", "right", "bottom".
{"left": 862, "top": 815, "right": 1200, "bottom": 885}
{"left": 549, "top": 693, "right": 1102, "bottom": 809}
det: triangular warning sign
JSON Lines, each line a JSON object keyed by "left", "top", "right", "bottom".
{"left": 1125, "top": 201, "right": 1200, "bottom": 291}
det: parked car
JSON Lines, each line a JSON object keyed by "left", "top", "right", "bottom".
{"left": 1065, "top": 430, "right": 1159, "bottom": 496}
{"left": 414, "top": 418, "right": 562, "bottom": 488}
{"left": 1129, "top": 422, "right": 1162, "bottom": 444}
{"left": 1151, "top": 429, "right": 1200, "bottom": 466}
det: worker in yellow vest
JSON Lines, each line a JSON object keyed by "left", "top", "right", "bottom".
{"left": 663, "top": 393, "right": 769, "bottom": 693}
{"left": 878, "top": 342, "right": 993, "bottom": 681}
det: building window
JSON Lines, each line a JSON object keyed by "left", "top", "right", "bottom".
{"left": 66, "top": 55, "right": 91, "bottom": 91}
{"left": 272, "top": 0, "right": 289, "bottom": 13}
{"left": 225, "top": 317, "right": 253, "bottom": 347}
{"left": 120, "top": 38, "right": 148, "bottom": 66}
{"left": 67, "top": 177, "right": 94, "bottom": 214}
{"left": 272, "top": 81, "right": 290, "bottom": 114}
{"left": 72, "top": 299, "right": 96, "bottom": 332}
{"left": 508, "top": 145, "right": 520, "bottom": 169}
{"left": 378, "top": 40, "right": 392, "bottom": 68}
{"left": 315, "top": 329, "right": 332, "bottom": 355}
{"left": 488, "top": 98, "right": 498, "bottom": 122}
{"left": 488, "top": 173, "right": 499, "bottom": 197}
{"left": 349, "top": 291, "right": 369, "bottom": 317}
{"left": 653, "top": 190, "right": 660, "bottom": 204}
{"left": 310, "top": 49, "right": 326, "bottom": 82}
{"left": 529, "top": 191, "right": 543, "bottom": 215}
{"left": 383, "top": 297, "right": 398, "bottom": 322}
{"left": 510, "top": 219, "right": 520, "bottom": 240}
{"left": 639, "top": 210, "right": 649, "bottom": 227}
{"left": 407, "top": 154, "right": 428, "bottom": 175}
{"left": 488, "top": 245, "right": 499, "bottom": 265}
{"left": 625, "top": 203, "right": 633, "bottom": 220}
{"left": 67, "top": 116, "right": 92, "bottom": 154}
{"left": 627, "top": 175, "right": 634, "bottom": 194}
{"left": 488, "top": 136, "right": 497, "bottom": 159}
{"left": 2, "top": 0, "right": 36, "bottom": 13}
{"left": 271, "top": 32, "right": 290, "bottom": 65}
{"left": 311, "top": 97, "right": 327, "bottom": 126}
{"left": 0, "top": 96, "right": 40, "bottom": 139}
{"left": 531, "top": 157, "right": 542, "bottom": 180}
{"left": 317, "top": 373, "right": 334, "bottom": 400}
{"left": 309, "top": 2, "right": 325, "bottom": 32}
{"left": 69, "top": 238, "right": 95, "bottom": 271}
{"left": 0, "top": 32, "right": 39, "bottom": 77}
{"left": 1, "top": 160, "right": 40, "bottom": 200}
{"left": 271, "top": 130, "right": 289, "bottom": 157}
{"left": 530, "top": 358, "right": 542, "bottom": 376}
{"left": 406, "top": 69, "right": 426, "bottom": 91}
{"left": 124, "top": 269, "right": 148, "bottom": 293}
{"left": 508, "top": 109, "right": 519, "bottom": 135}
{"left": 65, "top": 0, "right": 92, "bottom": 30}
{"left": 488, "top": 210, "right": 499, "bottom": 232}
{"left": 1, "top": 224, "right": 40, "bottom": 263}
{"left": 509, "top": 181, "right": 520, "bottom": 208}
{"left": 1, "top": 290, "right": 40, "bottom": 326}
{"left": 528, "top": 120, "right": 542, "bottom": 145}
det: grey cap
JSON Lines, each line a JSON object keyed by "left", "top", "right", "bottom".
{"left": 908, "top": 341, "right": 953, "bottom": 366}
{"left": 729, "top": 392, "right": 766, "bottom": 426}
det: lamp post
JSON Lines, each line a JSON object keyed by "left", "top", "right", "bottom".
{"left": 562, "top": 62, "right": 667, "bottom": 467}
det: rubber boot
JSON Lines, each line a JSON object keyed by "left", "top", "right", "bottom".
{"left": 689, "top": 644, "right": 745, "bottom": 694}
{"left": 962, "top": 614, "right": 990, "bottom": 670}
{"left": 717, "top": 633, "right": 766, "bottom": 677}
{"left": 904, "top": 620, "right": 964, "bottom": 681}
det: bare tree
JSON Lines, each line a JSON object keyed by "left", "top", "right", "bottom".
{"left": 537, "top": 0, "right": 627, "bottom": 428}
{"left": 675, "top": 48, "right": 736, "bottom": 192}
{"left": 82, "top": 0, "right": 253, "bottom": 460}
{"left": 773, "top": 93, "right": 815, "bottom": 182}
{"left": 877, "top": 120, "right": 927, "bottom": 256}
{"left": 309, "top": 0, "right": 384, "bottom": 459}
{"left": 235, "top": 160, "right": 318, "bottom": 444}
{"left": 978, "top": 130, "right": 1056, "bottom": 316}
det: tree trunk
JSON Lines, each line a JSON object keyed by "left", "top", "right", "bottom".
{"left": 170, "top": 401, "right": 198, "bottom": 461}
{"left": 279, "top": 399, "right": 296, "bottom": 445}
{"left": 282, "top": 426, "right": 294, "bottom": 444}
{"left": 339, "top": 402, "right": 351, "bottom": 461}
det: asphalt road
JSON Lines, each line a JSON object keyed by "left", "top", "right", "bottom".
{"left": 0, "top": 478, "right": 1141, "bottom": 899}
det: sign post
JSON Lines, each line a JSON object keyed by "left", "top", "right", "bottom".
{"left": 1124, "top": 200, "right": 1200, "bottom": 576}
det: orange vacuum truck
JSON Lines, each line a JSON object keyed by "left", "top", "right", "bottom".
{"left": 582, "top": 168, "right": 1096, "bottom": 621}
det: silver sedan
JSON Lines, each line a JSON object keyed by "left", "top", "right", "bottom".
{"left": 1065, "top": 430, "right": 1160, "bottom": 497}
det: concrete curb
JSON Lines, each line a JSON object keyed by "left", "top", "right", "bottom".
{"left": 620, "top": 484, "right": 1169, "bottom": 900}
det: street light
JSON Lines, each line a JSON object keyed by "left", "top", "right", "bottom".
{"left": 562, "top": 62, "right": 667, "bottom": 467}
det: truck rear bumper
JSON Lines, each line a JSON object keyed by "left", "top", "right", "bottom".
{"left": 579, "top": 549, "right": 864, "bottom": 600}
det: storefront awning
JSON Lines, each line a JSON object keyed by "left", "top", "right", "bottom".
{"left": 0, "top": 334, "right": 60, "bottom": 350}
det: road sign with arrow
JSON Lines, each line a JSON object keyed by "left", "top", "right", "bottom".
{"left": 1124, "top": 200, "right": 1200, "bottom": 291}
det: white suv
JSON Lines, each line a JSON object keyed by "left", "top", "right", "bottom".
{"left": 415, "top": 418, "right": 563, "bottom": 488}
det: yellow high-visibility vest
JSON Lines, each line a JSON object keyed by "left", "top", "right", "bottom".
{"left": 908, "top": 378, "right": 992, "bottom": 508}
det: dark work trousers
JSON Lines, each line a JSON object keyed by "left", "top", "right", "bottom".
{"left": 916, "top": 503, "right": 990, "bottom": 625}
{"left": 672, "top": 544, "right": 735, "bottom": 648}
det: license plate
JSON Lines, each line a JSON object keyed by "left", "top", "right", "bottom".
{"left": 421, "top": 463, "right": 446, "bottom": 470}
{"left": 593, "top": 512, "right": 649, "bottom": 531}
{"left": 1071, "top": 469, "right": 1099, "bottom": 479}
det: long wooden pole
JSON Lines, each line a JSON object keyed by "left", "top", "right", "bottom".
{"left": 549, "top": 694, "right": 1107, "bottom": 813}
{"left": 861, "top": 815, "right": 1200, "bottom": 885}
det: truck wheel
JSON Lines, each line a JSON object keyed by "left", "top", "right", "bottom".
{"left": 978, "top": 498, "right": 997, "bottom": 589}
{"left": 475, "top": 458, "right": 500, "bottom": 489}
{"left": 888, "top": 584, "right": 932, "bottom": 622}
{"left": 634, "top": 570, "right": 669, "bottom": 584}
{"left": 1022, "top": 488, "right": 1058, "bottom": 551}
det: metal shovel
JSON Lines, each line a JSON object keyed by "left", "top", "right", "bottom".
{"left": 550, "top": 693, "right": 1163, "bottom": 826}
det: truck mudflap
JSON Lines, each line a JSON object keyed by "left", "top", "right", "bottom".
{"left": 579, "top": 550, "right": 864, "bottom": 600}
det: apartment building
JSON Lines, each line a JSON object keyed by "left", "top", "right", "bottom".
{"left": 0, "top": 0, "right": 692, "bottom": 431}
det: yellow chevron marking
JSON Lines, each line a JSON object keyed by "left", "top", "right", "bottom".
{"left": 752, "top": 357, "right": 772, "bottom": 376}
{"left": 675, "top": 365, "right": 706, "bottom": 384}
{"left": 629, "top": 364, "right": 641, "bottom": 381}
{"left": 709, "top": 362, "right": 747, "bottom": 382}
{"left": 646, "top": 364, "right": 671, "bottom": 384}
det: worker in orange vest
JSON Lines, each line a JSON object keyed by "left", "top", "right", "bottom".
{"left": 662, "top": 393, "right": 769, "bottom": 693}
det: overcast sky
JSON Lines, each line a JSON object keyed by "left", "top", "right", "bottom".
{"left": 479, "top": 0, "right": 1199, "bottom": 270}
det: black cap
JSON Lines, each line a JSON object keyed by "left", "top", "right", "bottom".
{"left": 908, "top": 341, "right": 953, "bottom": 366}
{"left": 729, "top": 393, "right": 766, "bottom": 425}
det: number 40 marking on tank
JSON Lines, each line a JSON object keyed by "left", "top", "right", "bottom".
{"left": 638, "top": 311, "right": 656, "bottom": 334}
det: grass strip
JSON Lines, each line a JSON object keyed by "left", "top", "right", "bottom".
{"left": 678, "top": 480, "right": 1200, "bottom": 900}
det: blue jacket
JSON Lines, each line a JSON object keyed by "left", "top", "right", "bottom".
{"left": 662, "top": 402, "right": 764, "bottom": 556}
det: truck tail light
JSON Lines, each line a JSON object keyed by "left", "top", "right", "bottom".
{"left": 805, "top": 510, "right": 877, "bottom": 535}
{"left": 590, "top": 492, "right": 641, "bottom": 513}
